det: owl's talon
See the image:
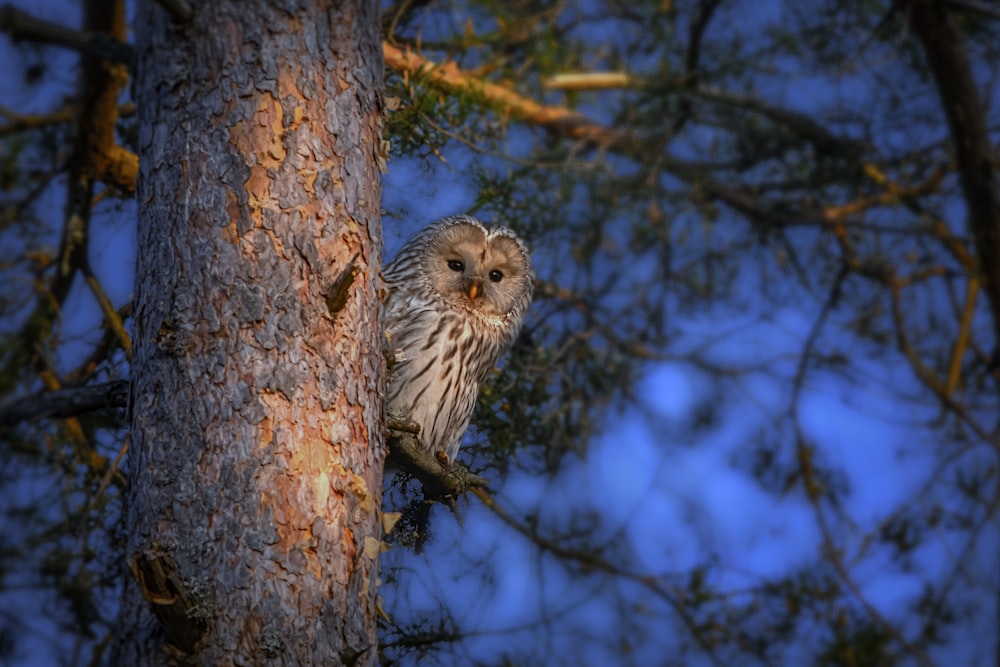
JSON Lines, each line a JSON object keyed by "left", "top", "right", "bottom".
{"left": 435, "top": 450, "right": 451, "bottom": 468}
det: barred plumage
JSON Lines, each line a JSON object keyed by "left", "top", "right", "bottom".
{"left": 384, "top": 215, "right": 534, "bottom": 462}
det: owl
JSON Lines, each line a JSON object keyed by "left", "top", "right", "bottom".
{"left": 384, "top": 215, "right": 534, "bottom": 463}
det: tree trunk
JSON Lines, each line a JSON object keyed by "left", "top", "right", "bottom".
{"left": 112, "top": 1, "right": 385, "bottom": 664}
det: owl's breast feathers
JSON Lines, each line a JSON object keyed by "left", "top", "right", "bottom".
{"left": 385, "top": 298, "right": 509, "bottom": 459}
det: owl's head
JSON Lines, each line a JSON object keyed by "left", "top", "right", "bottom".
{"left": 418, "top": 215, "right": 534, "bottom": 319}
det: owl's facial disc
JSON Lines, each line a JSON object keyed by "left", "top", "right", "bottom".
{"left": 421, "top": 221, "right": 531, "bottom": 318}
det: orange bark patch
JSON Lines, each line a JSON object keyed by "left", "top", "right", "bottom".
{"left": 330, "top": 463, "right": 374, "bottom": 514}
{"left": 245, "top": 165, "right": 271, "bottom": 210}
{"left": 302, "top": 171, "right": 317, "bottom": 195}
{"left": 256, "top": 415, "right": 274, "bottom": 452}
{"left": 342, "top": 527, "right": 356, "bottom": 570}
{"left": 222, "top": 191, "right": 240, "bottom": 242}
{"left": 227, "top": 95, "right": 286, "bottom": 170}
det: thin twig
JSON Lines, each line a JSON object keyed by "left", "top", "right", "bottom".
{"left": 944, "top": 277, "right": 978, "bottom": 399}
{"left": 469, "top": 486, "right": 727, "bottom": 667}
{"left": 82, "top": 269, "right": 132, "bottom": 357}
{"left": 789, "top": 265, "right": 940, "bottom": 667}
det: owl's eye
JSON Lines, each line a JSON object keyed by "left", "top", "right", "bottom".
{"left": 489, "top": 270, "right": 504, "bottom": 283}
{"left": 447, "top": 260, "right": 464, "bottom": 272}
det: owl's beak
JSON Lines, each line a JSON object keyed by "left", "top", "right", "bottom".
{"left": 467, "top": 283, "right": 480, "bottom": 300}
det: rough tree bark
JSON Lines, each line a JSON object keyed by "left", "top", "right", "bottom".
{"left": 112, "top": 1, "right": 385, "bottom": 664}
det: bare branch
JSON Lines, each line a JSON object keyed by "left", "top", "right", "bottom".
{"left": 0, "top": 4, "right": 134, "bottom": 67}
{"left": 82, "top": 268, "right": 132, "bottom": 357}
{"left": 671, "top": 0, "right": 723, "bottom": 136}
{"left": 0, "top": 102, "right": 135, "bottom": 137}
{"left": 945, "top": 277, "right": 979, "bottom": 398}
{"left": 907, "top": 0, "right": 1000, "bottom": 355}
{"left": 65, "top": 302, "right": 133, "bottom": 385}
{"left": 0, "top": 379, "right": 127, "bottom": 427}
{"left": 543, "top": 72, "right": 636, "bottom": 91}
{"left": 0, "top": 104, "right": 73, "bottom": 136}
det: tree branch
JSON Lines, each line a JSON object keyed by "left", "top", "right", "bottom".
{"left": 0, "top": 379, "right": 127, "bottom": 427}
{"left": 0, "top": 4, "right": 134, "bottom": 67}
{"left": 387, "top": 431, "right": 488, "bottom": 498}
{"left": 671, "top": 0, "right": 723, "bottom": 136}
{"left": 73, "top": 0, "right": 136, "bottom": 194}
{"left": 945, "top": 277, "right": 979, "bottom": 398}
{"left": 383, "top": 43, "right": 642, "bottom": 154}
{"left": 0, "top": 102, "right": 135, "bottom": 137}
{"left": 907, "top": 0, "right": 1000, "bottom": 356}
{"left": 82, "top": 269, "right": 132, "bottom": 357}
{"left": 543, "top": 72, "right": 637, "bottom": 90}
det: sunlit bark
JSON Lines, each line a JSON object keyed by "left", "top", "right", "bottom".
{"left": 112, "top": 1, "right": 385, "bottom": 663}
